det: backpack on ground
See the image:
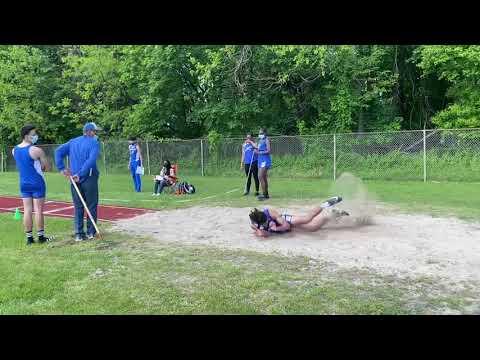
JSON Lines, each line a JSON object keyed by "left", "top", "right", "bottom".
{"left": 175, "top": 182, "right": 196, "bottom": 195}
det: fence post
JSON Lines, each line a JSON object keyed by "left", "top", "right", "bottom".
{"left": 102, "top": 141, "right": 107, "bottom": 175}
{"left": 200, "top": 139, "right": 204, "bottom": 176}
{"left": 0, "top": 146, "right": 4, "bottom": 172}
{"left": 146, "top": 140, "right": 151, "bottom": 175}
{"left": 333, "top": 133, "right": 336, "bottom": 181}
{"left": 423, "top": 129, "right": 427, "bottom": 182}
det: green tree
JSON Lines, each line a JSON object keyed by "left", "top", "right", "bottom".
{"left": 416, "top": 45, "right": 480, "bottom": 128}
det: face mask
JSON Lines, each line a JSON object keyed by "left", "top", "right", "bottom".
{"left": 30, "top": 134, "right": 39, "bottom": 144}
{"left": 259, "top": 134, "right": 265, "bottom": 139}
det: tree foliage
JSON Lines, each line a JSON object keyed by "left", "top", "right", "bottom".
{"left": 417, "top": 45, "right": 480, "bottom": 128}
{"left": 0, "top": 45, "right": 476, "bottom": 145}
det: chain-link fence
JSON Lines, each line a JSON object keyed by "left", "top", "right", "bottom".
{"left": 2, "top": 128, "right": 480, "bottom": 182}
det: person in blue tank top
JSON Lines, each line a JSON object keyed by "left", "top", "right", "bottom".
{"left": 55, "top": 122, "right": 101, "bottom": 242}
{"left": 240, "top": 133, "right": 259, "bottom": 196}
{"left": 12, "top": 125, "right": 52, "bottom": 245}
{"left": 248, "top": 196, "right": 349, "bottom": 238}
{"left": 250, "top": 128, "right": 272, "bottom": 201}
{"left": 128, "top": 137, "right": 143, "bottom": 192}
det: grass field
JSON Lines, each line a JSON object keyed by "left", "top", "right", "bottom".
{"left": 1, "top": 172, "right": 479, "bottom": 218}
{"left": 1, "top": 172, "right": 479, "bottom": 314}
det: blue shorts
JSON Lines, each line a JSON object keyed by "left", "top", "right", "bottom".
{"left": 20, "top": 184, "right": 46, "bottom": 199}
{"left": 258, "top": 158, "right": 272, "bottom": 169}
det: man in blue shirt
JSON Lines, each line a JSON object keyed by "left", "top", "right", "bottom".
{"left": 54, "top": 122, "right": 101, "bottom": 242}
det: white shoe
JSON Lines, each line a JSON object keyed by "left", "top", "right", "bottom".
{"left": 320, "top": 196, "right": 343, "bottom": 209}
{"left": 156, "top": 193, "right": 160, "bottom": 196}
{"left": 152, "top": 193, "right": 156, "bottom": 196}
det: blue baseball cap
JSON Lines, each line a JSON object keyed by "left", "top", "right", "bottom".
{"left": 83, "top": 122, "right": 102, "bottom": 132}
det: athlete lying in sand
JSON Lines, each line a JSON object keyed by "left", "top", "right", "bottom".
{"left": 249, "top": 196, "right": 349, "bottom": 237}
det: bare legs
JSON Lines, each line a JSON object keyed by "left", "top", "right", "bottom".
{"left": 33, "top": 198, "right": 45, "bottom": 231}
{"left": 296, "top": 215, "right": 332, "bottom": 232}
{"left": 258, "top": 167, "right": 269, "bottom": 197}
{"left": 291, "top": 207, "right": 339, "bottom": 232}
{"left": 22, "top": 197, "right": 45, "bottom": 234}
{"left": 290, "top": 207, "right": 323, "bottom": 226}
{"left": 22, "top": 197, "right": 33, "bottom": 233}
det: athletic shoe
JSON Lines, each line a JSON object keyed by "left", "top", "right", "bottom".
{"left": 75, "top": 235, "right": 86, "bottom": 242}
{"left": 38, "top": 235, "right": 53, "bottom": 244}
{"left": 254, "top": 192, "right": 259, "bottom": 196}
{"left": 156, "top": 193, "right": 161, "bottom": 196}
{"left": 320, "top": 196, "right": 342, "bottom": 209}
{"left": 86, "top": 234, "right": 95, "bottom": 240}
{"left": 243, "top": 191, "right": 249, "bottom": 196}
{"left": 257, "top": 194, "right": 270, "bottom": 201}
{"left": 152, "top": 193, "right": 156, "bottom": 196}
{"left": 26, "top": 237, "right": 35, "bottom": 246}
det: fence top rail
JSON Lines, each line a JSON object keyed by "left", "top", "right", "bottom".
{"left": 103, "top": 138, "right": 203, "bottom": 144}
{"left": 280, "top": 128, "right": 480, "bottom": 137}
{"left": 3, "top": 128, "right": 480, "bottom": 149}
{"left": 145, "top": 127, "right": 480, "bottom": 141}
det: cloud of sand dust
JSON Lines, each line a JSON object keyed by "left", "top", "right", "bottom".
{"left": 328, "top": 172, "right": 377, "bottom": 227}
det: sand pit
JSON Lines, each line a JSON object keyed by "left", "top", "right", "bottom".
{"left": 111, "top": 174, "right": 480, "bottom": 286}
{"left": 112, "top": 205, "right": 480, "bottom": 285}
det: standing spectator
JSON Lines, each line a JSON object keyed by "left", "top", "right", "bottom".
{"left": 128, "top": 137, "right": 143, "bottom": 192}
{"left": 253, "top": 128, "right": 272, "bottom": 201}
{"left": 240, "top": 133, "right": 259, "bottom": 196}
{"left": 55, "top": 122, "right": 101, "bottom": 242}
{"left": 12, "top": 124, "right": 52, "bottom": 245}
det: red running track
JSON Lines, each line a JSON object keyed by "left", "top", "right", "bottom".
{"left": 0, "top": 196, "right": 153, "bottom": 222}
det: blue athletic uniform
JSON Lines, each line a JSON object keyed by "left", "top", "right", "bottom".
{"left": 257, "top": 137, "right": 272, "bottom": 169}
{"left": 129, "top": 144, "right": 142, "bottom": 192}
{"left": 13, "top": 145, "right": 46, "bottom": 199}
{"left": 243, "top": 142, "right": 258, "bottom": 164}
{"left": 259, "top": 208, "right": 293, "bottom": 234}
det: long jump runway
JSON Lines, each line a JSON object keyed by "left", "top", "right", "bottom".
{"left": 0, "top": 196, "right": 153, "bottom": 222}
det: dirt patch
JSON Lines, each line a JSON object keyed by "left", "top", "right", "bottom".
{"left": 112, "top": 204, "right": 480, "bottom": 286}
{"left": 111, "top": 173, "right": 480, "bottom": 289}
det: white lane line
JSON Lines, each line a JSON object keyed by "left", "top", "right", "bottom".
{"left": 0, "top": 207, "right": 114, "bottom": 222}
{"left": 225, "top": 188, "right": 240, "bottom": 194}
{"left": 101, "top": 198, "right": 161, "bottom": 203}
{"left": 40, "top": 212, "right": 114, "bottom": 223}
{"left": 0, "top": 207, "right": 19, "bottom": 212}
{"left": 175, "top": 188, "right": 240, "bottom": 203}
{"left": 200, "top": 195, "right": 217, "bottom": 200}
{"left": 44, "top": 206, "right": 74, "bottom": 214}
{"left": 99, "top": 204, "right": 155, "bottom": 211}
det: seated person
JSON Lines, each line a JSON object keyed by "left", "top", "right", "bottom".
{"left": 249, "top": 196, "right": 349, "bottom": 238}
{"left": 152, "top": 160, "right": 176, "bottom": 195}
